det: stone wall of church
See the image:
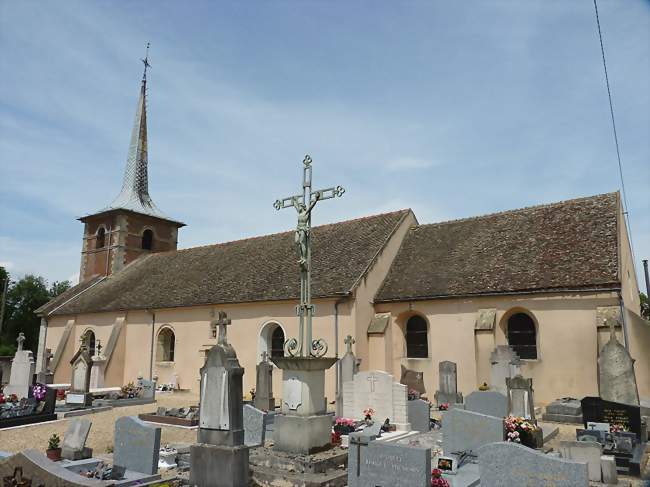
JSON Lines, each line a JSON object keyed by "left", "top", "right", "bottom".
{"left": 373, "top": 290, "right": 643, "bottom": 404}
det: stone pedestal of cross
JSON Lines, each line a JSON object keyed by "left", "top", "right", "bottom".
{"left": 273, "top": 154, "right": 344, "bottom": 358}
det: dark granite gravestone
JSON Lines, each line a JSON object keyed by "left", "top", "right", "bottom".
{"left": 348, "top": 439, "right": 430, "bottom": 487}
{"left": 254, "top": 352, "right": 275, "bottom": 412}
{"left": 191, "top": 311, "right": 249, "bottom": 487}
{"left": 581, "top": 396, "right": 641, "bottom": 438}
{"left": 400, "top": 365, "right": 426, "bottom": 395}
{"left": 114, "top": 416, "right": 161, "bottom": 475}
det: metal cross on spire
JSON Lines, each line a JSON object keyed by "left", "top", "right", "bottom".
{"left": 274, "top": 155, "right": 345, "bottom": 358}
{"left": 141, "top": 42, "right": 151, "bottom": 82}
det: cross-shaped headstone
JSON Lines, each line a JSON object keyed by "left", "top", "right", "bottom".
{"left": 344, "top": 335, "right": 355, "bottom": 354}
{"left": 214, "top": 311, "right": 231, "bottom": 345}
{"left": 16, "top": 332, "right": 25, "bottom": 352}
{"left": 606, "top": 318, "right": 618, "bottom": 342}
{"left": 367, "top": 374, "right": 379, "bottom": 392}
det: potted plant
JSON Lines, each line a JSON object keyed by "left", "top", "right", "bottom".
{"left": 46, "top": 434, "right": 61, "bottom": 461}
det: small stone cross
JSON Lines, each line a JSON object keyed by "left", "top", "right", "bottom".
{"left": 96, "top": 340, "right": 103, "bottom": 356}
{"left": 367, "top": 374, "right": 379, "bottom": 392}
{"left": 214, "top": 311, "right": 231, "bottom": 345}
{"left": 261, "top": 351, "right": 269, "bottom": 363}
{"left": 16, "top": 332, "right": 25, "bottom": 351}
{"left": 606, "top": 318, "right": 618, "bottom": 342}
{"left": 344, "top": 335, "right": 355, "bottom": 354}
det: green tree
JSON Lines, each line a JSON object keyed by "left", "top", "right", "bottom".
{"left": 641, "top": 292, "right": 649, "bottom": 320}
{"left": 49, "top": 281, "right": 71, "bottom": 297}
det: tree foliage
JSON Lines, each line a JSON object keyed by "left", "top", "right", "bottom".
{"left": 0, "top": 266, "right": 71, "bottom": 354}
{"left": 641, "top": 292, "right": 650, "bottom": 321}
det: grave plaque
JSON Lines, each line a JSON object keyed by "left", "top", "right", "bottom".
{"left": 478, "top": 442, "right": 589, "bottom": 486}
{"left": 348, "top": 440, "right": 430, "bottom": 487}
{"left": 284, "top": 376, "right": 302, "bottom": 411}
{"left": 581, "top": 396, "right": 641, "bottom": 439}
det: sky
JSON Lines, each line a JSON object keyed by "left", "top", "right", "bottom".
{"left": 1, "top": 1, "right": 648, "bottom": 289}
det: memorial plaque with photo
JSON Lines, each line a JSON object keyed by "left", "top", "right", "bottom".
{"left": 581, "top": 397, "right": 641, "bottom": 438}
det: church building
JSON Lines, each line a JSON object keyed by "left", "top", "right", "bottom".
{"left": 36, "top": 68, "right": 650, "bottom": 406}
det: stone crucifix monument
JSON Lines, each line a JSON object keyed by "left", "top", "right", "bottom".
{"left": 271, "top": 154, "right": 344, "bottom": 454}
{"left": 598, "top": 318, "right": 639, "bottom": 406}
{"left": 190, "top": 311, "right": 249, "bottom": 487}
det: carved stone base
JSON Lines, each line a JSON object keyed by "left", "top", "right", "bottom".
{"left": 273, "top": 414, "right": 333, "bottom": 454}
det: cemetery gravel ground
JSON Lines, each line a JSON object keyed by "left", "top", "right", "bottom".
{"left": 0, "top": 391, "right": 199, "bottom": 454}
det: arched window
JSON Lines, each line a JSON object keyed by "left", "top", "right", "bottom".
{"left": 82, "top": 329, "right": 96, "bottom": 356}
{"left": 405, "top": 315, "right": 428, "bottom": 358}
{"left": 507, "top": 313, "right": 537, "bottom": 360}
{"left": 157, "top": 327, "right": 175, "bottom": 362}
{"left": 142, "top": 229, "right": 154, "bottom": 250}
{"left": 96, "top": 227, "right": 106, "bottom": 249}
{"left": 271, "top": 326, "right": 285, "bottom": 358}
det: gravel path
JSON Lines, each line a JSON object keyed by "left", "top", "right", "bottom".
{"left": 0, "top": 391, "right": 200, "bottom": 454}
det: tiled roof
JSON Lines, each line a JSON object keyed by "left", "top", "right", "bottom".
{"left": 375, "top": 193, "right": 620, "bottom": 302}
{"left": 46, "top": 210, "right": 410, "bottom": 315}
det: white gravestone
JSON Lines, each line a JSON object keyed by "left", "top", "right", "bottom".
{"left": 343, "top": 370, "right": 410, "bottom": 431}
{"left": 4, "top": 333, "right": 36, "bottom": 398}
{"left": 200, "top": 365, "right": 230, "bottom": 430}
{"left": 490, "top": 346, "right": 521, "bottom": 395}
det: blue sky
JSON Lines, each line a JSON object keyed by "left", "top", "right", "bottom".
{"left": 1, "top": 1, "right": 648, "bottom": 288}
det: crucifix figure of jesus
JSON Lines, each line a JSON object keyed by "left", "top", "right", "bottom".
{"left": 274, "top": 155, "right": 345, "bottom": 357}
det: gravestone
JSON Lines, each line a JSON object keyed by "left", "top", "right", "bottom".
{"left": 114, "top": 416, "right": 161, "bottom": 474}
{"left": 400, "top": 365, "right": 425, "bottom": 395}
{"left": 336, "top": 335, "right": 358, "bottom": 416}
{"left": 490, "top": 345, "right": 521, "bottom": 395}
{"left": 465, "top": 390, "right": 508, "bottom": 418}
{"left": 243, "top": 404, "right": 266, "bottom": 447}
{"left": 89, "top": 341, "right": 106, "bottom": 389}
{"left": 191, "top": 311, "right": 249, "bottom": 487}
{"left": 559, "top": 441, "right": 602, "bottom": 482}
{"left": 343, "top": 370, "right": 410, "bottom": 430}
{"left": 348, "top": 438, "right": 430, "bottom": 487}
{"left": 542, "top": 397, "right": 583, "bottom": 423}
{"left": 581, "top": 396, "right": 642, "bottom": 439}
{"left": 254, "top": 352, "right": 275, "bottom": 411}
{"left": 598, "top": 319, "right": 640, "bottom": 406}
{"left": 407, "top": 399, "right": 431, "bottom": 432}
{"left": 61, "top": 418, "right": 92, "bottom": 460}
{"left": 441, "top": 408, "right": 504, "bottom": 455}
{"left": 478, "top": 442, "right": 589, "bottom": 486}
{"left": 36, "top": 348, "right": 54, "bottom": 385}
{"left": 506, "top": 375, "right": 535, "bottom": 420}
{"left": 3, "top": 333, "right": 36, "bottom": 398}
{"left": 137, "top": 375, "right": 156, "bottom": 400}
{"left": 601, "top": 455, "right": 618, "bottom": 484}
{"left": 66, "top": 341, "right": 93, "bottom": 406}
{"left": 434, "top": 361, "right": 463, "bottom": 406}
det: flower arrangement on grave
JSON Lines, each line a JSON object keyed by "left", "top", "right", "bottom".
{"left": 438, "top": 402, "right": 449, "bottom": 411}
{"left": 331, "top": 431, "right": 342, "bottom": 445}
{"left": 5, "top": 393, "right": 18, "bottom": 404}
{"left": 610, "top": 423, "right": 628, "bottom": 433}
{"left": 363, "top": 407, "right": 375, "bottom": 422}
{"left": 334, "top": 417, "right": 356, "bottom": 435}
{"left": 478, "top": 382, "right": 489, "bottom": 391}
{"left": 120, "top": 382, "right": 141, "bottom": 399}
{"left": 504, "top": 415, "right": 540, "bottom": 447}
{"left": 408, "top": 388, "right": 421, "bottom": 400}
{"left": 431, "top": 468, "right": 450, "bottom": 487}
{"left": 0, "top": 393, "right": 5, "bottom": 405}
{"left": 32, "top": 383, "right": 47, "bottom": 401}
{"left": 46, "top": 433, "right": 62, "bottom": 461}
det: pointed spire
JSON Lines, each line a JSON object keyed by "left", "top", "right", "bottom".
{"left": 89, "top": 44, "right": 182, "bottom": 224}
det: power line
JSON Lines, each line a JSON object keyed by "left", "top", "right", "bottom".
{"left": 592, "top": 0, "right": 637, "bottom": 269}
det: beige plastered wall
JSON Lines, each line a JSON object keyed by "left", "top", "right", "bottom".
{"left": 47, "top": 298, "right": 355, "bottom": 402}
{"left": 373, "top": 290, "right": 637, "bottom": 404}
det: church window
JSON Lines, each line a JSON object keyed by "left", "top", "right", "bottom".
{"left": 142, "top": 229, "right": 154, "bottom": 250}
{"left": 271, "top": 326, "right": 285, "bottom": 358}
{"left": 157, "top": 327, "right": 175, "bottom": 362}
{"left": 405, "top": 315, "right": 428, "bottom": 358}
{"left": 507, "top": 312, "right": 537, "bottom": 360}
{"left": 82, "top": 329, "right": 96, "bottom": 356}
{"left": 96, "top": 227, "right": 106, "bottom": 249}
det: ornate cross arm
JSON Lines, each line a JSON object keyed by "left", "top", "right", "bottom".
{"left": 310, "top": 186, "right": 345, "bottom": 202}
{"left": 274, "top": 195, "right": 302, "bottom": 211}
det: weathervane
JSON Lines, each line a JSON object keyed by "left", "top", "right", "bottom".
{"left": 274, "top": 155, "right": 345, "bottom": 358}
{"left": 141, "top": 42, "right": 151, "bottom": 81}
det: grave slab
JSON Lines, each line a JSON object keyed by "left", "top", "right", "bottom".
{"left": 113, "top": 416, "right": 161, "bottom": 475}
{"left": 442, "top": 408, "right": 504, "bottom": 455}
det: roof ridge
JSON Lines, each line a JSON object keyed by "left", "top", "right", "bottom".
{"left": 416, "top": 192, "right": 618, "bottom": 230}
{"left": 172, "top": 209, "right": 411, "bottom": 254}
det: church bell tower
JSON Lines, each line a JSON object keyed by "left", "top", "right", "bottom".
{"left": 78, "top": 46, "right": 185, "bottom": 282}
